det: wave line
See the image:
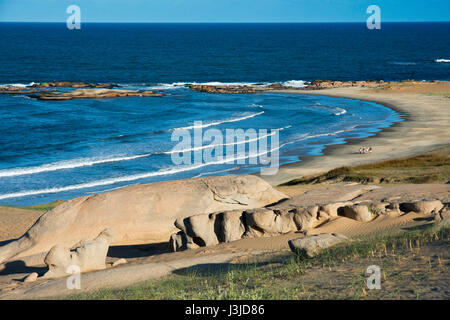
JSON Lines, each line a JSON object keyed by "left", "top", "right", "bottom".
{"left": 172, "top": 111, "right": 264, "bottom": 130}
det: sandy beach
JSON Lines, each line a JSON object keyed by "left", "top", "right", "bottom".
{"left": 262, "top": 82, "right": 450, "bottom": 185}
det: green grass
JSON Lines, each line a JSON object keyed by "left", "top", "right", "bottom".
{"left": 423, "top": 92, "right": 450, "bottom": 98}
{"left": 72, "top": 225, "right": 449, "bottom": 300}
{"left": 0, "top": 200, "right": 64, "bottom": 212}
{"left": 281, "top": 147, "right": 450, "bottom": 186}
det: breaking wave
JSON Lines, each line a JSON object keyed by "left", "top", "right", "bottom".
{"left": 0, "top": 154, "right": 153, "bottom": 178}
{"left": 0, "top": 143, "right": 286, "bottom": 200}
{"left": 172, "top": 111, "right": 265, "bottom": 130}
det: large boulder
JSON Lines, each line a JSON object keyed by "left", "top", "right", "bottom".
{"left": 244, "top": 209, "right": 298, "bottom": 238}
{"left": 221, "top": 210, "right": 246, "bottom": 243}
{"left": 171, "top": 210, "right": 247, "bottom": 251}
{"left": 43, "top": 228, "right": 114, "bottom": 278}
{"left": 399, "top": 200, "right": 444, "bottom": 215}
{"left": 0, "top": 175, "right": 287, "bottom": 264}
{"left": 292, "top": 206, "right": 321, "bottom": 231}
{"left": 340, "top": 204, "right": 374, "bottom": 222}
{"left": 318, "top": 202, "right": 353, "bottom": 218}
{"left": 288, "top": 233, "right": 348, "bottom": 258}
{"left": 174, "top": 213, "right": 220, "bottom": 247}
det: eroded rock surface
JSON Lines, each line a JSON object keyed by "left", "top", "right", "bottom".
{"left": 31, "top": 82, "right": 117, "bottom": 88}
{"left": 340, "top": 204, "right": 374, "bottom": 222}
{"left": 29, "top": 88, "right": 163, "bottom": 100}
{"left": 399, "top": 200, "right": 444, "bottom": 215}
{"left": 170, "top": 198, "right": 446, "bottom": 252}
{"left": 170, "top": 202, "right": 354, "bottom": 252}
{"left": 288, "top": 233, "right": 349, "bottom": 258}
{"left": 185, "top": 80, "right": 389, "bottom": 94}
{"left": 0, "top": 175, "right": 287, "bottom": 264}
{"left": 43, "top": 229, "right": 114, "bottom": 278}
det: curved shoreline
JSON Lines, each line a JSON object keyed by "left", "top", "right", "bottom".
{"left": 260, "top": 86, "right": 450, "bottom": 186}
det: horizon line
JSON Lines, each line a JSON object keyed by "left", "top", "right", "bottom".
{"left": 1, "top": 21, "right": 449, "bottom": 24}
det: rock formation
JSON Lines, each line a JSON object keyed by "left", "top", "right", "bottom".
{"left": 0, "top": 175, "right": 287, "bottom": 264}
{"left": 43, "top": 228, "right": 114, "bottom": 278}
{"left": 0, "top": 86, "right": 41, "bottom": 95}
{"left": 340, "top": 204, "right": 374, "bottom": 222}
{"left": 305, "top": 80, "right": 385, "bottom": 90}
{"left": 399, "top": 200, "right": 444, "bottom": 215}
{"left": 23, "top": 272, "right": 38, "bottom": 283}
{"left": 29, "top": 88, "right": 163, "bottom": 100}
{"left": 288, "top": 233, "right": 349, "bottom": 258}
{"left": 184, "top": 81, "right": 388, "bottom": 93}
{"left": 31, "top": 82, "right": 117, "bottom": 89}
{"left": 170, "top": 201, "right": 356, "bottom": 252}
{"left": 111, "top": 258, "right": 127, "bottom": 268}
{"left": 185, "top": 83, "right": 307, "bottom": 94}
{"left": 170, "top": 199, "right": 446, "bottom": 252}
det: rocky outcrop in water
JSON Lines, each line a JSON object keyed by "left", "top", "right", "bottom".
{"left": 0, "top": 86, "right": 41, "bottom": 94}
{"left": 183, "top": 80, "right": 389, "bottom": 93}
{"left": 29, "top": 88, "right": 163, "bottom": 100}
{"left": 31, "top": 82, "right": 117, "bottom": 88}
{"left": 0, "top": 82, "right": 164, "bottom": 100}
{"left": 1, "top": 80, "right": 437, "bottom": 97}
{"left": 185, "top": 84, "right": 271, "bottom": 94}
{"left": 185, "top": 83, "right": 306, "bottom": 94}
{"left": 304, "top": 80, "right": 385, "bottom": 90}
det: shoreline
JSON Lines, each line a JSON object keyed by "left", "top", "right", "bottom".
{"left": 260, "top": 85, "right": 450, "bottom": 186}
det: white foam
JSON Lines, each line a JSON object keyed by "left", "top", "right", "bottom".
{"left": 144, "top": 80, "right": 308, "bottom": 90}
{"left": 193, "top": 167, "right": 240, "bottom": 178}
{"left": 389, "top": 62, "right": 417, "bottom": 65}
{"left": 435, "top": 59, "right": 450, "bottom": 63}
{"left": 0, "top": 122, "right": 288, "bottom": 178}
{"left": 0, "top": 82, "right": 37, "bottom": 89}
{"left": 249, "top": 104, "right": 263, "bottom": 108}
{"left": 173, "top": 111, "right": 264, "bottom": 130}
{"left": 0, "top": 154, "right": 152, "bottom": 178}
{"left": 281, "top": 80, "right": 307, "bottom": 88}
{"left": 334, "top": 107, "right": 347, "bottom": 116}
{"left": 0, "top": 143, "right": 286, "bottom": 200}
{"left": 289, "top": 128, "right": 349, "bottom": 143}
{"left": 145, "top": 83, "right": 187, "bottom": 90}
{"left": 312, "top": 103, "right": 347, "bottom": 116}
{"left": 165, "top": 125, "right": 289, "bottom": 154}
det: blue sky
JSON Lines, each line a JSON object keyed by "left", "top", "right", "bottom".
{"left": 0, "top": 0, "right": 449, "bottom": 23}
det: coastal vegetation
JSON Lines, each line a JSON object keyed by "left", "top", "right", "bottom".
{"left": 1, "top": 200, "right": 64, "bottom": 212}
{"left": 73, "top": 224, "right": 449, "bottom": 300}
{"left": 282, "top": 146, "right": 450, "bottom": 186}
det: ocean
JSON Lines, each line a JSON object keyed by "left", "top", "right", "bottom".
{"left": 0, "top": 22, "right": 449, "bottom": 205}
